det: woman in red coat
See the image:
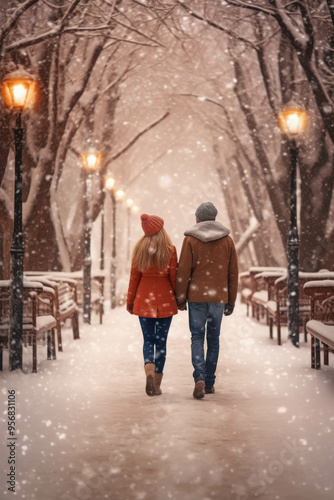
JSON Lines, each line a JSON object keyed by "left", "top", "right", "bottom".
{"left": 127, "top": 214, "right": 178, "bottom": 396}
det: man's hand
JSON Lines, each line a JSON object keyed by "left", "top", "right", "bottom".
{"left": 127, "top": 303, "right": 134, "bottom": 314}
{"left": 224, "top": 304, "right": 234, "bottom": 316}
{"left": 178, "top": 303, "right": 187, "bottom": 311}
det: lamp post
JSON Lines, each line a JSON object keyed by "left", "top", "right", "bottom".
{"left": 108, "top": 188, "right": 125, "bottom": 309}
{"left": 105, "top": 176, "right": 118, "bottom": 309}
{"left": 100, "top": 208, "right": 105, "bottom": 271}
{"left": 1, "top": 69, "right": 36, "bottom": 370}
{"left": 104, "top": 176, "right": 120, "bottom": 309}
{"left": 278, "top": 102, "right": 308, "bottom": 347}
{"left": 81, "top": 152, "right": 102, "bottom": 324}
{"left": 126, "top": 198, "right": 134, "bottom": 263}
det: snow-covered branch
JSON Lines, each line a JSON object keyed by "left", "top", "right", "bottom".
{"left": 0, "top": 0, "right": 40, "bottom": 58}
{"left": 108, "top": 111, "right": 171, "bottom": 162}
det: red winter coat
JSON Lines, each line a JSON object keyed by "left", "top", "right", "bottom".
{"left": 127, "top": 246, "right": 178, "bottom": 318}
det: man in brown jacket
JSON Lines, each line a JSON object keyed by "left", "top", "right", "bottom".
{"left": 175, "top": 202, "right": 238, "bottom": 399}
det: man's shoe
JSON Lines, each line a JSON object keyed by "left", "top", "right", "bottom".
{"left": 205, "top": 387, "right": 215, "bottom": 394}
{"left": 193, "top": 380, "right": 205, "bottom": 399}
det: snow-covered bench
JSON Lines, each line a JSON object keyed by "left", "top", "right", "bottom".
{"left": 25, "top": 274, "right": 80, "bottom": 351}
{"left": 26, "top": 270, "right": 104, "bottom": 324}
{"left": 239, "top": 267, "right": 286, "bottom": 319}
{"left": 253, "top": 270, "right": 286, "bottom": 323}
{"left": 304, "top": 280, "right": 334, "bottom": 370}
{"left": 266, "top": 271, "right": 334, "bottom": 346}
{"left": 0, "top": 280, "right": 57, "bottom": 372}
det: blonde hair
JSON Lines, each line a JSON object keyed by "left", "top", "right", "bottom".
{"left": 132, "top": 227, "right": 174, "bottom": 272}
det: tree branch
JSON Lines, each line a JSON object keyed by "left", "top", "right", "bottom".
{"left": 109, "top": 111, "right": 170, "bottom": 162}
{"left": 0, "top": 0, "right": 40, "bottom": 58}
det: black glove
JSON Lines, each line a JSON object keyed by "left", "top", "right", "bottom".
{"left": 224, "top": 304, "right": 234, "bottom": 316}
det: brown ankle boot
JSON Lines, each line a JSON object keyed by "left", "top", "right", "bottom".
{"left": 193, "top": 380, "right": 205, "bottom": 399}
{"left": 154, "top": 373, "right": 163, "bottom": 395}
{"left": 144, "top": 363, "right": 155, "bottom": 396}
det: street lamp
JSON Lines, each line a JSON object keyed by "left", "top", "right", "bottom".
{"left": 100, "top": 177, "right": 115, "bottom": 272}
{"left": 278, "top": 101, "right": 308, "bottom": 347}
{"left": 1, "top": 69, "right": 37, "bottom": 370}
{"left": 105, "top": 175, "right": 118, "bottom": 309}
{"left": 81, "top": 152, "right": 102, "bottom": 324}
{"left": 126, "top": 198, "right": 134, "bottom": 263}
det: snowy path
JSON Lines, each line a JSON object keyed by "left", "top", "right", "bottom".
{"left": 1, "top": 301, "right": 334, "bottom": 500}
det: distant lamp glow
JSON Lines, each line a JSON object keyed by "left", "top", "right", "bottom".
{"left": 105, "top": 176, "right": 116, "bottom": 190}
{"left": 81, "top": 152, "right": 102, "bottom": 171}
{"left": 132, "top": 205, "right": 139, "bottom": 213}
{"left": 126, "top": 198, "right": 134, "bottom": 208}
{"left": 115, "top": 189, "right": 125, "bottom": 201}
{"left": 2, "top": 70, "right": 36, "bottom": 110}
{"left": 278, "top": 102, "right": 308, "bottom": 136}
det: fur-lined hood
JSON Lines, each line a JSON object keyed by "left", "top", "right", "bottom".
{"left": 184, "top": 221, "right": 230, "bottom": 242}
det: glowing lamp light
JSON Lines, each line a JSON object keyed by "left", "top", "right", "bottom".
{"left": 2, "top": 70, "right": 37, "bottom": 110}
{"left": 132, "top": 205, "right": 139, "bottom": 213}
{"left": 278, "top": 102, "right": 308, "bottom": 136}
{"left": 105, "top": 176, "right": 116, "bottom": 190}
{"left": 81, "top": 152, "right": 102, "bottom": 171}
{"left": 126, "top": 198, "right": 134, "bottom": 208}
{"left": 115, "top": 189, "right": 125, "bottom": 201}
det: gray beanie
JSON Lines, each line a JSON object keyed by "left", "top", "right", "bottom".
{"left": 195, "top": 202, "right": 218, "bottom": 222}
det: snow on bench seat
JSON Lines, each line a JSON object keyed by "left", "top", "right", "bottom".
{"left": 306, "top": 320, "right": 334, "bottom": 344}
{"left": 241, "top": 288, "right": 252, "bottom": 299}
{"left": 266, "top": 300, "right": 277, "bottom": 313}
{"left": 36, "top": 315, "right": 57, "bottom": 333}
{"left": 252, "top": 290, "right": 268, "bottom": 305}
{"left": 304, "top": 281, "right": 334, "bottom": 369}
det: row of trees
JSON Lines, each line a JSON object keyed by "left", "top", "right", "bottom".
{"left": 0, "top": 0, "right": 333, "bottom": 278}
{"left": 0, "top": 0, "right": 173, "bottom": 276}
{"left": 170, "top": 0, "right": 334, "bottom": 270}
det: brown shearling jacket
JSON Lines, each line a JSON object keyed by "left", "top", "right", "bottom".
{"left": 175, "top": 221, "right": 238, "bottom": 307}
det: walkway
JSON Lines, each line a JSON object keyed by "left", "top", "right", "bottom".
{"left": 1, "top": 302, "right": 333, "bottom": 500}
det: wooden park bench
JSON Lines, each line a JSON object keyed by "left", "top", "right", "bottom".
{"left": 26, "top": 270, "right": 104, "bottom": 324}
{"left": 267, "top": 271, "right": 334, "bottom": 346}
{"left": 252, "top": 270, "right": 285, "bottom": 323}
{"left": 239, "top": 267, "right": 285, "bottom": 318}
{"left": 25, "top": 274, "right": 80, "bottom": 351}
{"left": 70, "top": 273, "right": 105, "bottom": 324}
{"left": 304, "top": 280, "right": 334, "bottom": 370}
{"left": 0, "top": 280, "right": 57, "bottom": 373}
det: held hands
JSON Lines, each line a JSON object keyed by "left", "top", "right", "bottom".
{"left": 177, "top": 303, "right": 187, "bottom": 311}
{"left": 126, "top": 303, "right": 134, "bottom": 315}
{"left": 224, "top": 304, "right": 234, "bottom": 316}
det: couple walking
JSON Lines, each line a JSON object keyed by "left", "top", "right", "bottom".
{"left": 126, "top": 202, "right": 238, "bottom": 399}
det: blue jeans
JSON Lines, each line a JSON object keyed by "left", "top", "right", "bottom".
{"left": 188, "top": 302, "right": 225, "bottom": 387}
{"left": 139, "top": 317, "right": 172, "bottom": 373}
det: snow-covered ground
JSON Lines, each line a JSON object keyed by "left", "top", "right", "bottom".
{"left": 1, "top": 300, "right": 334, "bottom": 500}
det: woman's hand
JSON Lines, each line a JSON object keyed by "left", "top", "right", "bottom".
{"left": 127, "top": 303, "right": 134, "bottom": 314}
{"left": 177, "top": 303, "right": 187, "bottom": 311}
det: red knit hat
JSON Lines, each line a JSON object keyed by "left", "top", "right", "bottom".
{"left": 141, "top": 213, "right": 164, "bottom": 236}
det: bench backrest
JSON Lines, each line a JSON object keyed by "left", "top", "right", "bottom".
{"left": 274, "top": 274, "right": 334, "bottom": 309}
{"left": 0, "top": 285, "right": 54, "bottom": 331}
{"left": 56, "top": 282, "right": 77, "bottom": 315}
{"left": 304, "top": 281, "right": 334, "bottom": 324}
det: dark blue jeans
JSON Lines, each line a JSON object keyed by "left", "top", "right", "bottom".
{"left": 139, "top": 316, "right": 172, "bottom": 373}
{"left": 188, "top": 302, "right": 225, "bottom": 387}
